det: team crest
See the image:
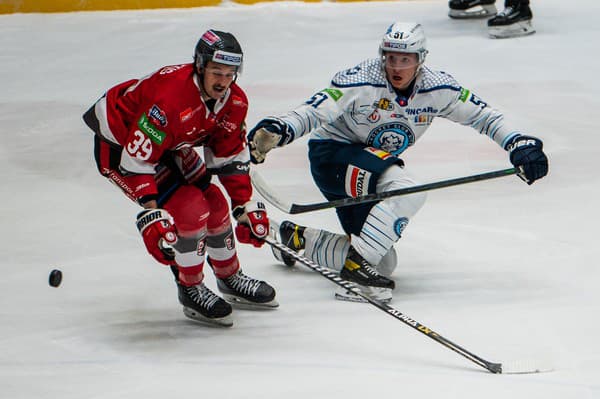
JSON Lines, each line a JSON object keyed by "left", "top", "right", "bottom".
{"left": 367, "top": 122, "right": 415, "bottom": 156}
{"left": 394, "top": 217, "right": 409, "bottom": 237}
{"left": 148, "top": 105, "right": 167, "bottom": 127}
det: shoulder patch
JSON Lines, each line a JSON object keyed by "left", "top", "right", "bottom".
{"left": 322, "top": 88, "right": 343, "bottom": 101}
{"left": 459, "top": 87, "right": 471, "bottom": 102}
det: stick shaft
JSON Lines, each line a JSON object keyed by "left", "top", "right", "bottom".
{"left": 289, "top": 168, "right": 517, "bottom": 214}
{"left": 264, "top": 236, "right": 501, "bottom": 373}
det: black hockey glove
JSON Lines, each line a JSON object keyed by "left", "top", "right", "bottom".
{"left": 507, "top": 135, "right": 548, "bottom": 185}
{"left": 247, "top": 117, "right": 293, "bottom": 164}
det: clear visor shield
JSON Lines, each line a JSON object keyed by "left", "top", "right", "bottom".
{"left": 204, "top": 66, "right": 238, "bottom": 81}
{"left": 383, "top": 52, "right": 420, "bottom": 70}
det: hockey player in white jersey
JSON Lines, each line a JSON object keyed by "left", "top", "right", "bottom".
{"left": 247, "top": 22, "right": 548, "bottom": 303}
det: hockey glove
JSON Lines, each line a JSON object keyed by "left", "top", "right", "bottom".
{"left": 136, "top": 209, "right": 178, "bottom": 265}
{"left": 507, "top": 135, "right": 549, "bottom": 185}
{"left": 233, "top": 201, "right": 269, "bottom": 248}
{"left": 247, "top": 117, "right": 293, "bottom": 164}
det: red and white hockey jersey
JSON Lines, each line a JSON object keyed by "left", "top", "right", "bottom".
{"left": 87, "top": 63, "right": 251, "bottom": 207}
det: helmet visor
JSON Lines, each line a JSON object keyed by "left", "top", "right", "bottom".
{"left": 383, "top": 52, "right": 420, "bottom": 70}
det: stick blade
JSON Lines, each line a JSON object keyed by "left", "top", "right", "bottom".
{"left": 500, "top": 359, "right": 554, "bottom": 374}
{"left": 250, "top": 169, "right": 293, "bottom": 213}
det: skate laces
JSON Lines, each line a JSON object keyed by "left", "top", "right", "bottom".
{"left": 187, "top": 284, "right": 220, "bottom": 309}
{"left": 227, "top": 271, "right": 262, "bottom": 296}
{"left": 361, "top": 262, "right": 380, "bottom": 277}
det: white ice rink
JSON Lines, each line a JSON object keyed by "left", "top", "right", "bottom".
{"left": 1, "top": 0, "right": 599, "bottom": 397}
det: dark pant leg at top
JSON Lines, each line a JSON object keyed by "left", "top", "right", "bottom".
{"left": 308, "top": 140, "right": 403, "bottom": 236}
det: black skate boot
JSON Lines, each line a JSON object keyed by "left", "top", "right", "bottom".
{"left": 270, "top": 220, "right": 305, "bottom": 267}
{"left": 217, "top": 269, "right": 279, "bottom": 309}
{"left": 338, "top": 246, "right": 395, "bottom": 303}
{"left": 177, "top": 282, "right": 233, "bottom": 327}
{"left": 488, "top": 2, "right": 535, "bottom": 38}
{"left": 449, "top": 0, "right": 497, "bottom": 19}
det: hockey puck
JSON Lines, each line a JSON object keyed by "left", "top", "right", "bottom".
{"left": 49, "top": 269, "right": 62, "bottom": 287}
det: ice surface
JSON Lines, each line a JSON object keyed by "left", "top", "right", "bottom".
{"left": 1, "top": 0, "right": 599, "bottom": 397}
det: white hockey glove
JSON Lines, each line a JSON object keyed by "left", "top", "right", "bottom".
{"left": 247, "top": 117, "right": 293, "bottom": 164}
{"left": 232, "top": 201, "right": 269, "bottom": 248}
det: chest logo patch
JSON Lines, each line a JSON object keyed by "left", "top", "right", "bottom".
{"left": 367, "top": 122, "right": 415, "bottom": 156}
{"left": 375, "top": 98, "right": 393, "bottom": 111}
{"left": 148, "top": 105, "right": 167, "bottom": 127}
{"left": 368, "top": 109, "right": 381, "bottom": 123}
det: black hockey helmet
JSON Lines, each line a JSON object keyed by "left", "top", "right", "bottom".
{"left": 194, "top": 30, "right": 243, "bottom": 74}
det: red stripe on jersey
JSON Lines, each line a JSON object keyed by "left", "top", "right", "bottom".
{"left": 350, "top": 167, "right": 360, "bottom": 198}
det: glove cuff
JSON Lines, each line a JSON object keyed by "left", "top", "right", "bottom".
{"left": 232, "top": 205, "right": 245, "bottom": 220}
{"left": 507, "top": 135, "right": 543, "bottom": 152}
{"left": 136, "top": 209, "right": 172, "bottom": 233}
{"left": 232, "top": 200, "right": 266, "bottom": 221}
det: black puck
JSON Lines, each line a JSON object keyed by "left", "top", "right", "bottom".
{"left": 49, "top": 269, "right": 62, "bottom": 287}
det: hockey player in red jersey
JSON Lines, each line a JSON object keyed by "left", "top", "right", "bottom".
{"left": 83, "top": 29, "right": 277, "bottom": 327}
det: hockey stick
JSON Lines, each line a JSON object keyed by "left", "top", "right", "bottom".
{"left": 251, "top": 167, "right": 518, "bottom": 214}
{"left": 264, "top": 235, "right": 552, "bottom": 374}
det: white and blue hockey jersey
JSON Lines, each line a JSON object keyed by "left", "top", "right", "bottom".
{"left": 279, "top": 58, "right": 522, "bottom": 155}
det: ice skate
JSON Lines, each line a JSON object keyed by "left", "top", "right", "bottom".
{"left": 338, "top": 246, "right": 395, "bottom": 302}
{"left": 449, "top": 0, "right": 497, "bottom": 19}
{"left": 488, "top": 4, "right": 535, "bottom": 38}
{"left": 334, "top": 284, "right": 393, "bottom": 304}
{"left": 177, "top": 282, "right": 233, "bottom": 327}
{"left": 217, "top": 269, "right": 279, "bottom": 309}
{"left": 270, "top": 220, "right": 306, "bottom": 267}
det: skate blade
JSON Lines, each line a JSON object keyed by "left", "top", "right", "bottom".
{"left": 334, "top": 287, "right": 392, "bottom": 304}
{"left": 182, "top": 307, "right": 233, "bottom": 327}
{"left": 489, "top": 21, "right": 535, "bottom": 38}
{"left": 222, "top": 293, "right": 279, "bottom": 310}
{"left": 449, "top": 4, "right": 497, "bottom": 19}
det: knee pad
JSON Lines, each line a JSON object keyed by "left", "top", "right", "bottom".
{"left": 202, "top": 184, "right": 232, "bottom": 232}
{"left": 377, "top": 165, "right": 426, "bottom": 218}
{"left": 164, "top": 185, "right": 210, "bottom": 236}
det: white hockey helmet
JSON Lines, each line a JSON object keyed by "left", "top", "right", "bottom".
{"left": 379, "top": 22, "right": 428, "bottom": 65}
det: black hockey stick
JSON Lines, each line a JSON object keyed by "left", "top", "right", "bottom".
{"left": 264, "top": 235, "right": 551, "bottom": 374}
{"left": 251, "top": 167, "right": 518, "bottom": 214}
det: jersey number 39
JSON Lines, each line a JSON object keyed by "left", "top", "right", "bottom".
{"left": 126, "top": 130, "right": 153, "bottom": 161}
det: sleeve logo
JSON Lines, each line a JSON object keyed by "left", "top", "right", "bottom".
{"left": 322, "top": 88, "right": 343, "bottom": 101}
